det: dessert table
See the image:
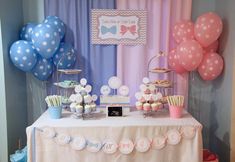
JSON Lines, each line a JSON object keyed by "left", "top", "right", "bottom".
{"left": 26, "top": 109, "right": 203, "bottom": 162}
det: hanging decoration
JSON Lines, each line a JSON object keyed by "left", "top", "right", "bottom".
{"left": 91, "top": 9, "right": 147, "bottom": 44}
{"left": 168, "top": 12, "right": 224, "bottom": 81}
{"left": 37, "top": 126, "right": 197, "bottom": 154}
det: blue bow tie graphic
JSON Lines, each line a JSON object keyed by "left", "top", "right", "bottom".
{"left": 101, "top": 25, "right": 117, "bottom": 35}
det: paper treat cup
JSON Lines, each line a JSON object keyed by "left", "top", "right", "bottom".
{"left": 48, "top": 106, "right": 62, "bottom": 119}
{"left": 169, "top": 106, "right": 183, "bottom": 118}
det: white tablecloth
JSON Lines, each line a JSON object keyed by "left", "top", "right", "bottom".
{"left": 27, "top": 109, "right": 203, "bottom": 162}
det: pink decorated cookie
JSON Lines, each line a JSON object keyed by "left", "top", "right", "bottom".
{"left": 135, "top": 101, "right": 143, "bottom": 110}
{"left": 143, "top": 103, "right": 151, "bottom": 111}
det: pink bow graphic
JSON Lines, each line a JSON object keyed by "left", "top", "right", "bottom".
{"left": 120, "top": 25, "right": 137, "bottom": 35}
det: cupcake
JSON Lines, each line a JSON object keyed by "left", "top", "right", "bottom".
{"left": 143, "top": 103, "right": 151, "bottom": 111}
{"left": 70, "top": 102, "right": 77, "bottom": 112}
{"left": 140, "top": 97, "right": 145, "bottom": 103}
{"left": 75, "top": 104, "right": 83, "bottom": 114}
{"left": 151, "top": 102, "right": 162, "bottom": 111}
{"left": 135, "top": 101, "right": 143, "bottom": 110}
{"left": 84, "top": 105, "right": 91, "bottom": 114}
{"left": 144, "top": 88, "right": 151, "bottom": 94}
{"left": 90, "top": 103, "right": 96, "bottom": 111}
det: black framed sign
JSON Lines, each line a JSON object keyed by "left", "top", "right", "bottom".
{"left": 107, "top": 106, "right": 123, "bottom": 117}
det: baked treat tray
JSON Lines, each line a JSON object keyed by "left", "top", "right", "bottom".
{"left": 57, "top": 69, "right": 82, "bottom": 74}
{"left": 149, "top": 68, "right": 172, "bottom": 73}
{"left": 146, "top": 80, "right": 172, "bottom": 88}
{"left": 54, "top": 81, "right": 79, "bottom": 89}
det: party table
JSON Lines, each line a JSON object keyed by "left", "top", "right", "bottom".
{"left": 26, "top": 109, "right": 203, "bottom": 162}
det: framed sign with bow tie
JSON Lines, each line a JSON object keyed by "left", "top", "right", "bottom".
{"left": 91, "top": 9, "right": 147, "bottom": 44}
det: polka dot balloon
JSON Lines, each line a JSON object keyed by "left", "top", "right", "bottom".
{"left": 194, "top": 12, "right": 223, "bottom": 47}
{"left": 43, "top": 16, "right": 66, "bottom": 40}
{"left": 31, "top": 56, "right": 53, "bottom": 81}
{"left": 172, "top": 20, "right": 194, "bottom": 44}
{"left": 176, "top": 40, "right": 203, "bottom": 71}
{"left": 20, "top": 23, "right": 37, "bottom": 41}
{"left": 53, "top": 42, "right": 76, "bottom": 69}
{"left": 198, "top": 52, "right": 224, "bottom": 81}
{"left": 168, "top": 49, "right": 187, "bottom": 74}
{"left": 9, "top": 40, "right": 38, "bottom": 72}
{"left": 31, "top": 23, "right": 60, "bottom": 59}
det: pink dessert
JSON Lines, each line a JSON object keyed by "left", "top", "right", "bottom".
{"left": 135, "top": 102, "right": 143, "bottom": 110}
{"left": 151, "top": 102, "right": 161, "bottom": 111}
{"left": 143, "top": 103, "right": 151, "bottom": 111}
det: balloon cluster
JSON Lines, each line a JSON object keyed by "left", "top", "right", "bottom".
{"left": 168, "top": 12, "right": 224, "bottom": 81}
{"left": 9, "top": 16, "right": 77, "bottom": 81}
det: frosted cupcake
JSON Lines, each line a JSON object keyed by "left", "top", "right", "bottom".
{"left": 90, "top": 103, "right": 96, "bottom": 111}
{"left": 143, "top": 103, "right": 151, "bottom": 111}
{"left": 75, "top": 104, "right": 83, "bottom": 114}
{"left": 144, "top": 89, "right": 151, "bottom": 94}
{"left": 140, "top": 97, "right": 145, "bottom": 103}
{"left": 151, "top": 102, "right": 162, "bottom": 111}
{"left": 135, "top": 101, "right": 143, "bottom": 110}
{"left": 84, "top": 105, "right": 91, "bottom": 114}
{"left": 70, "top": 102, "right": 77, "bottom": 112}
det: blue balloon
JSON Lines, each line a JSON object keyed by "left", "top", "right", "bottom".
{"left": 43, "top": 16, "right": 66, "bottom": 40}
{"left": 31, "top": 56, "right": 53, "bottom": 81}
{"left": 53, "top": 42, "right": 76, "bottom": 69}
{"left": 9, "top": 40, "right": 38, "bottom": 72}
{"left": 20, "top": 23, "right": 37, "bottom": 41}
{"left": 31, "top": 23, "right": 60, "bottom": 59}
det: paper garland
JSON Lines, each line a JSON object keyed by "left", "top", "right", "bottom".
{"left": 102, "top": 139, "right": 118, "bottom": 154}
{"left": 119, "top": 139, "right": 134, "bottom": 154}
{"left": 38, "top": 126, "right": 197, "bottom": 154}
{"left": 70, "top": 136, "right": 86, "bottom": 151}
{"left": 135, "top": 137, "right": 151, "bottom": 153}
{"left": 151, "top": 135, "right": 166, "bottom": 150}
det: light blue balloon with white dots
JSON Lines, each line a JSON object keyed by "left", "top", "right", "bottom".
{"left": 9, "top": 40, "right": 38, "bottom": 72}
{"left": 31, "top": 23, "right": 60, "bottom": 59}
{"left": 43, "top": 16, "right": 66, "bottom": 40}
{"left": 20, "top": 23, "right": 37, "bottom": 41}
{"left": 31, "top": 56, "right": 53, "bottom": 81}
{"left": 53, "top": 42, "right": 76, "bottom": 69}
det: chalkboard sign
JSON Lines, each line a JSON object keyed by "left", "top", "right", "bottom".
{"left": 107, "top": 106, "right": 123, "bottom": 117}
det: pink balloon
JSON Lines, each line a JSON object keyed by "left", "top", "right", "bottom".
{"left": 176, "top": 40, "right": 203, "bottom": 71}
{"left": 168, "top": 49, "right": 187, "bottom": 74}
{"left": 172, "top": 20, "right": 194, "bottom": 44}
{"left": 198, "top": 52, "right": 224, "bottom": 81}
{"left": 194, "top": 12, "right": 223, "bottom": 47}
{"left": 204, "top": 40, "right": 219, "bottom": 53}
